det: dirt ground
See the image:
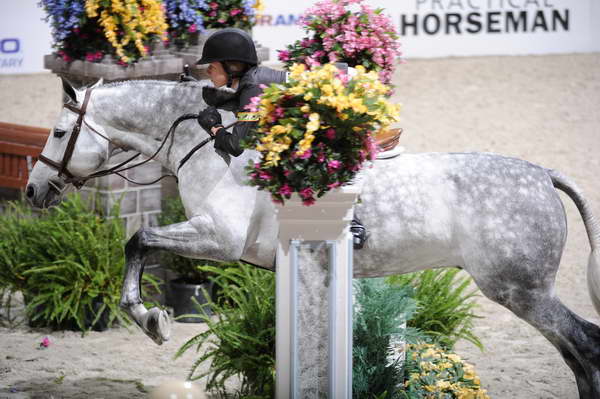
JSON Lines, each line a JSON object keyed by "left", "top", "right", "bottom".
{"left": 1, "top": 53, "right": 599, "bottom": 398}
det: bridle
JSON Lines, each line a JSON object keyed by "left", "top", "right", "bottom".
{"left": 38, "top": 86, "right": 236, "bottom": 189}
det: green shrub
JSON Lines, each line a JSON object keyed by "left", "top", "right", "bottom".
{"left": 0, "top": 194, "right": 159, "bottom": 332}
{"left": 158, "top": 196, "right": 213, "bottom": 284}
{"left": 353, "top": 278, "right": 423, "bottom": 399}
{"left": 400, "top": 342, "right": 489, "bottom": 399}
{"left": 175, "top": 262, "right": 275, "bottom": 398}
{"left": 386, "top": 269, "right": 482, "bottom": 350}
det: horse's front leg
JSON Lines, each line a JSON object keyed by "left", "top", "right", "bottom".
{"left": 120, "top": 218, "right": 243, "bottom": 345}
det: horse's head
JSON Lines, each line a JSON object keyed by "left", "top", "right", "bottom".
{"left": 26, "top": 78, "right": 108, "bottom": 208}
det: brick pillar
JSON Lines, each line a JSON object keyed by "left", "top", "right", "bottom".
{"left": 81, "top": 152, "right": 165, "bottom": 238}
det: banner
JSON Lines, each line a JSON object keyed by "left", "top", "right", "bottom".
{"left": 1, "top": 1, "right": 598, "bottom": 74}
{"left": 0, "top": 2, "right": 53, "bottom": 74}
{"left": 254, "top": 0, "right": 600, "bottom": 61}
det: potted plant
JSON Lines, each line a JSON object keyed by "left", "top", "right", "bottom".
{"left": 277, "top": 0, "right": 402, "bottom": 84}
{"left": 0, "top": 194, "right": 159, "bottom": 333}
{"left": 158, "top": 196, "right": 214, "bottom": 322}
{"left": 243, "top": 63, "right": 401, "bottom": 205}
{"left": 39, "top": 0, "right": 183, "bottom": 85}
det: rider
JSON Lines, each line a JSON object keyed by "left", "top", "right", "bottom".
{"left": 195, "top": 28, "right": 286, "bottom": 157}
{"left": 195, "top": 28, "right": 368, "bottom": 249}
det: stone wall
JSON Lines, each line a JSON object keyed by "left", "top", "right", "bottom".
{"left": 80, "top": 152, "right": 166, "bottom": 238}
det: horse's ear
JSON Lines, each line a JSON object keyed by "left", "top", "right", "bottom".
{"left": 61, "top": 77, "right": 77, "bottom": 104}
{"left": 90, "top": 78, "right": 104, "bottom": 89}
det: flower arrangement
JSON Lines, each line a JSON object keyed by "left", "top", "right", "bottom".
{"left": 85, "top": 0, "right": 168, "bottom": 63}
{"left": 39, "top": 0, "right": 168, "bottom": 64}
{"left": 163, "top": 0, "right": 207, "bottom": 49}
{"left": 202, "top": 0, "right": 263, "bottom": 30}
{"left": 244, "top": 63, "right": 400, "bottom": 206}
{"left": 402, "top": 342, "right": 490, "bottom": 398}
{"left": 278, "top": 0, "right": 401, "bottom": 84}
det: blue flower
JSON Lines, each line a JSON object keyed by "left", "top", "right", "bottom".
{"left": 38, "top": 0, "right": 85, "bottom": 43}
{"left": 164, "top": 0, "right": 206, "bottom": 33}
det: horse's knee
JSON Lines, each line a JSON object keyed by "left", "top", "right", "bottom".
{"left": 125, "top": 228, "right": 153, "bottom": 258}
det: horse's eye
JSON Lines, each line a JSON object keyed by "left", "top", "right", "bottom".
{"left": 54, "top": 129, "right": 67, "bottom": 138}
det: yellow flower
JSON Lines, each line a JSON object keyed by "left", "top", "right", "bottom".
{"left": 289, "top": 63, "right": 306, "bottom": 79}
{"left": 300, "top": 104, "right": 310, "bottom": 113}
{"left": 306, "top": 113, "right": 320, "bottom": 133}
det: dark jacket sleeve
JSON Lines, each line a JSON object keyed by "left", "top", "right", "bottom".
{"left": 213, "top": 66, "right": 286, "bottom": 156}
{"left": 213, "top": 83, "right": 262, "bottom": 157}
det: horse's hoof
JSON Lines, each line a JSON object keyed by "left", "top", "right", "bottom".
{"left": 146, "top": 307, "right": 171, "bottom": 345}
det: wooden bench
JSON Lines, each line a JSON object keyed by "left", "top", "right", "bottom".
{"left": 0, "top": 122, "right": 49, "bottom": 189}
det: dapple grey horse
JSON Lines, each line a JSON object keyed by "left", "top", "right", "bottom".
{"left": 25, "top": 79, "right": 600, "bottom": 398}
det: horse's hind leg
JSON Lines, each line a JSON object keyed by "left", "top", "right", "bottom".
{"left": 474, "top": 273, "right": 600, "bottom": 398}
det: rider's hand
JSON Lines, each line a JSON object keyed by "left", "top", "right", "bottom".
{"left": 197, "top": 106, "right": 222, "bottom": 132}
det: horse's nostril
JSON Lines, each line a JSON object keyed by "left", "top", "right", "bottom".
{"left": 26, "top": 184, "right": 35, "bottom": 198}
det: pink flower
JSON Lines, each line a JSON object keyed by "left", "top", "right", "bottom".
{"left": 40, "top": 337, "right": 50, "bottom": 348}
{"left": 278, "top": 50, "right": 290, "bottom": 62}
{"left": 327, "top": 160, "right": 342, "bottom": 172}
{"left": 272, "top": 197, "right": 283, "bottom": 205}
{"left": 230, "top": 8, "right": 242, "bottom": 16}
{"left": 325, "top": 128, "right": 336, "bottom": 140}
{"left": 258, "top": 171, "right": 272, "bottom": 180}
{"left": 85, "top": 53, "right": 96, "bottom": 62}
{"left": 209, "top": 1, "right": 218, "bottom": 9}
{"left": 283, "top": 170, "right": 292, "bottom": 177}
{"left": 317, "top": 152, "right": 326, "bottom": 162}
{"left": 298, "top": 148, "right": 312, "bottom": 159}
{"left": 327, "top": 182, "right": 341, "bottom": 189}
{"left": 299, "top": 187, "right": 314, "bottom": 199}
{"left": 218, "top": 18, "right": 226, "bottom": 24}
{"left": 244, "top": 95, "right": 261, "bottom": 112}
{"left": 300, "top": 38, "right": 315, "bottom": 48}
{"left": 302, "top": 197, "right": 316, "bottom": 206}
{"left": 188, "top": 24, "right": 197, "bottom": 33}
{"left": 279, "top": 184, "right": 292, "bottom": 197}
{"left": 209, "top": 10, "right": 217, "bottom": 17}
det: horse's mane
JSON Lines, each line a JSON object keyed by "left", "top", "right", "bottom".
{"left": 100, "top": 79, "right": 209, "bottom": 91}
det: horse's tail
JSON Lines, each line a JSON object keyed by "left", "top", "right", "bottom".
{"left": 548, "top": 169, "right": 600, "bottom": 316}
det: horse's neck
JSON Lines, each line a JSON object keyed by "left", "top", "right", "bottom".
{"left": 90, "top": 81, "right": 207, "bottom": 168}
{"left": 89, "top": 80, "right": 252, "bottom": 190}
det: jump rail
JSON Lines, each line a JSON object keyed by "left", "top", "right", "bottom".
{"left": 0, "top": 122, "right": 49, "bottom": 189}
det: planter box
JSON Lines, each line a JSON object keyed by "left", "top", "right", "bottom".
{"left": 165, "top": 278, "right": 212, "bottom": 323}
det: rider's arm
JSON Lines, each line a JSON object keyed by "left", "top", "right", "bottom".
{"left": 212, "top": 83, "right": 262, "bottom": 157}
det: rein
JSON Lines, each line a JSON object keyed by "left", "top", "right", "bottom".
{"left": 38, "top": 86, "right": 237, "bottom": 188}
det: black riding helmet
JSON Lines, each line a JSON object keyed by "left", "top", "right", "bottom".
{"left": 196, "top": 28, "right": 258, "bottom": 66}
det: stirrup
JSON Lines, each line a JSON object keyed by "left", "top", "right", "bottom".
{"left": 350, "top": 219, "right": 368, "bottom": 250}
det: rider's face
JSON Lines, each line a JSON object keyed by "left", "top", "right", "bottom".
{"left": 207, "top": 62, "right": 228, "bottom": 87}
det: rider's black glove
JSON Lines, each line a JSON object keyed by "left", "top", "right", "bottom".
{"left": 197, "top": 106, "right": 222, "bottom": 133}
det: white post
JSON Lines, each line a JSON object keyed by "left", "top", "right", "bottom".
{"left": 275, "top": 184, "right": 361, "bottom": 398}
